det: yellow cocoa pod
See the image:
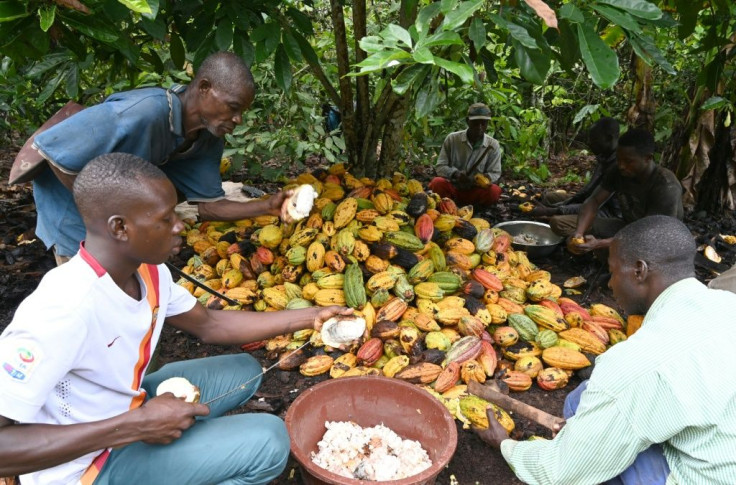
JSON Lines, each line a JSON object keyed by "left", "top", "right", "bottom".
{"left": 300, "top": 355, "right": 334, "bottom": 376}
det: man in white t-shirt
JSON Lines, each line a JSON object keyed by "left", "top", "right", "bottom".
{"left": 0, "top": 153, "right": 351, "bottom": 484}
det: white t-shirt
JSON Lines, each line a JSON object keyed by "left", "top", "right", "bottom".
{"left": 0, "top": 246, "right": 196, "bottom": 484}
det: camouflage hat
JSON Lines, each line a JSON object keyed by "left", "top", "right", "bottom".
{"left": 467, "top": 103, "right": 492, "bottom": 120}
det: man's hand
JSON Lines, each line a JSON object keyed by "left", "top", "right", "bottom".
{"left": 312, "top": 306, "right": 354, "bottom": 332}
{"left": 268, "top": 189, "right": 295, "bottom": 222}
{"left": 529, "top": 205, "right": 559, "bottom": 219}
{"left": 567, "top": 234, "right": 598, "bottom": 255}
{"left": 473, "top": 409, "right": 511, "bottom": 450}
{"left": 454, "top": 170, "right": 473, "bottom": 191}
{"left": 135, "top": 394, "right": 210, "bottom": 445}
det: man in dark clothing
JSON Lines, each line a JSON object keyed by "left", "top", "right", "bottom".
{"left": 567, "top": 128, "right": 684, "bottom": 255}
{"left": 532, "top": 118, "right": 621, "bottom": 234}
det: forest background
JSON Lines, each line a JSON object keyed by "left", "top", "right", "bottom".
{"left": 0, "top": 0, "right": 734, "bottom": 215}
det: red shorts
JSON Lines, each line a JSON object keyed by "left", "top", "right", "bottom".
{"left": 428, "top": 177, "right": 502, "bottom": 206}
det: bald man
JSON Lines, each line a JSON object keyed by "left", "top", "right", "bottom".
{"left": 30, "top": 51, "right": 291, "bottom": 264}
{"left": 476, "top": 215, "right": 736, "bottom": 484}
{"left": 0, "top": 153, "right": 350, "bottom": 484}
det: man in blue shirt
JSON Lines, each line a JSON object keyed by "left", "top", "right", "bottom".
{"left": 29, "top": 51, "right": 291, "bottom": 264}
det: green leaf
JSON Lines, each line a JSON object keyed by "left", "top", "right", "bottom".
{"left": 591, "top": 4, "right": 642, "bottom": 34}
{"left": 252, "top": 22, "right": 280, "bottom": 60}
{"left": 141, "top": 16, "right": 166, "bottom": 40}
{"left": 700, "top": 96, "right": 729, "bottom": 111}
{"left": 414, "top": 75, "right": 442, "bottom": 118}
{"left": 282, "top": 30, "right": 302, "bottom": 62}
{"left": 170, "top": 31, "right": 186, "bottom": 69}
{"left": 556, "top": 18, "right": 580, "bottom": 72}
{"left": 468, "top": 16, "right": 486, "bottom": 51}
{"left": 412, "top": 47, "right": 434, "bottom": 64}
{"left": 274, "top": 44, "right": 292, "bottom": 92}
{"left": 359, "top": 35, "right": 386, "bottom": 53}
{"left": 26, "top": 52, "right": 73, "bottom": 77}
{"left": 628, "top": 33, "right": 675, "bottom": 75}
{"left": 383, "top": 24, "right": 412, "bottom": 48}
{"left": 576, "top": 22, "right": 619, "bottom": 89}
{"left": 64, "top": 63, "right": 78, "bottom": 99}
{"left": 441, "top": 0, "right": 483, "bottom": 31}
{"left": 572, "top": 104, "right": 600, "bottom": 124}
{"left": 673, "top": 0, "right": 702, "bottom": 38}
{"left": 354, "top": 50, "right": 411, "bottom": 74}
{"left": 215, "top": 18, "right": 233, "bottom": 51}
{"left": 60, "top": 15, "right": 119, "bottom": 43}
{"left": 117, "top": 0, "right": 152, "bottom": 15}
{"left": 506, "top": 21, "right": 540, "bottom": 50}
{"left": 433, "top": 56, "right": 474, "bottom": 84}
{"left": 392, "top": 64, "right": 431, "bottom": 95}
{"left": 0, "top": 0, "right": 28, "bottom": 22}
{"left": 287, "top": 7, "right": 313, "bottom": 36}
{"left": 597, "top": 0, "right": 662, "bottom": 20}
{"left": 292, "top": 31, "right": 319, "bottom": 65}
{"left": 440, "top": 0, "right": 458, "bottom": 15}
{"left": 234, "top": 35, "right": 255, "bottom": 67}
{"left": 38, "top": 5, "right": 55, "bottom": 32}
{"left": 415, "top": 2, "right": 441, "bottom": 35}
{"left": 38, "top": 69, "right": 64, "bottom": 104}
{"left": 416, "top": 31, "right": 463, "bottom": 49}
{"left": 512, "top": 38, "right": 550, "bottom": 84}
{"left": 559, "top": 3, "right": 584, "bottom": 23}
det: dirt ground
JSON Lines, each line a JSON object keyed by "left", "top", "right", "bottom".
{"left": 1, "top": 147, "right": 734, "bottom": 485}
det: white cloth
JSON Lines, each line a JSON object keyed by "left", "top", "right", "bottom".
{"left": 0, "top": 246, "right": 196, "bottom": 484}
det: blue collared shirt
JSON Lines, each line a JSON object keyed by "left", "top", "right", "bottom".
{"left": 32, "top": 85, "right": 226, "bottom": 256}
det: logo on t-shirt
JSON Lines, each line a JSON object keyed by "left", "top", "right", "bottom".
{"left": 1, "top": 342, "right": 41, "bottom": 383}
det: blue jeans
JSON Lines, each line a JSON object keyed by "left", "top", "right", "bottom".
{"left": 564, "top": 380, "right": 670, "bottom": 485}
{"left": 94, "top": 354, "right": 289, "bottom": 485}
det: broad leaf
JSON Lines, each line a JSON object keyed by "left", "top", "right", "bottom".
{"left": 628, "top": 33, "right": 675, "bottom": 75}
{"left": 215, "top": 19, "right": 233, "bottom": 51}
{"left": 292, "top": 31, "right": 319, "bottom": 65}
{"left": 274, "top": 44, "right": 292, "bottom": 92}
{"left": 354, "top": 50, "right": 411, "bottom": 74}
{"left": 441, "top": 0, "right": 483, "bottom": 31}
{"left": 416, "top": 31, "right": 463, "bottom": 49}
{"left": 26, "top": 52, "right": 73, "bottom": 77}
{"left": 573, "top": 104, "right": 600, "bottom": 124}
{"left": 60, "top": 15, "right": 119, "bottom": 43}
{"left": 64, "top": 62, "right": 78, "bottom": 99}
{"left": 592, "top": 4, "right": 641, "bottom": 34}
{"left": 440, "top": 0, "right": 459, "bottom": 15}
{"left": 468, "top": 16, "right": 486, "bottom": 50}
{"left": 359, "top": 36, "right": 386, "bottom": 53}
{"left": 700, "top": 96, "right": 729, "bottom": 111}
{"left": 523, "top": 0, "right": 558, "bottom": 29}
{"left": 597, "top": 0, "right": 662, "bottom": 21}
{"left": 433, "top": 56, "right": 474, "bottom": 84}
{"left": 117, "top": 0, "right": 151, "bottom": 15}
{"left": 38, "top": 5, "right": 55, "bottom": 32}
{"left": 234, "top": 36, "right": 255, "bottom": 67}
{"left": 559, "top": 3, "right": 584, "bottom": 23}
{"left": 282, "top": 31, "right": 302, "bottom": 62}
{"left": 556, "top": 18, "right": 580, "bottom": 72}
{"left": 673, "top": 0, "right": 703, "bottom": 38}
{"left": 0, "top": 0, "right": 28, "bottom": 22}
{"left": 287, "top": 8, "right": 313, "bottom": 36}
{"left": 38, "top": 69, "right": 64, "bottom": 103}
{"left": 576, "top": 22, "right": 619, "bottom": 89}
{"left": 170, "top": 31, "right": 186, "bottom": 69}
{"left": 141, "top": 16, "right": 166, "bottom": 40}
{"left": 392, "top": 64, "right": 431, "bottom": 95}
{"left": 415, "top": 2, "right": 441, "bottom": 35}
{"left": 383, "top": 24, "right": 412, "bottom": 48}
{"left": 414, "top": 75, "right": 441, "bottom": 118}
{"left": 512, "top": 38, "right": 550, "bottom": 84}
{"left": 506, "top": 21, "right": 540, "bottom": 50}
{"left": 412, "top": 47, "right": 434, "bottom": 64}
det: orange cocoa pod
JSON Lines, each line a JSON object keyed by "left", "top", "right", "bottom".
{"left": 434, "top": 361, "right": 461, "bottom": 393}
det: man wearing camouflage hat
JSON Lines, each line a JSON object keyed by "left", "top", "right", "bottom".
{"left": 429, "top": 102, "right": 503, "bottom": 206}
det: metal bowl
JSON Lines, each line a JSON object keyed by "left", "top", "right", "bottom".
{"left": 493, "top": 220, "right": 563, "bottom": 259}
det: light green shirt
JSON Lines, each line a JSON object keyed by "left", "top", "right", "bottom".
{"left": 501, "top": 278, "right": 736, "bottom": 485}
{"left": 436, "top": 130, "right": 502, "bottom": 182}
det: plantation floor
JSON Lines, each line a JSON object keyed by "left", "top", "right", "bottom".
{"left": 1, "top": 149, "right": 734, "bottom": 484}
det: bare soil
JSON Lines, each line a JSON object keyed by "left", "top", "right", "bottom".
{"left": 1, "top": 148, "right": 734, "bottom": 485}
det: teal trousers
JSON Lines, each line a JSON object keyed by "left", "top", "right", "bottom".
{"left": 94, "top": 354, "right": 289, "bottom": 485}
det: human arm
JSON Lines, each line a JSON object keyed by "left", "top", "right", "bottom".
{"left": 0, "top": 396, "right": 209, "bottom": 477}
{"left": 165, "top": 303, "right": 352, "bottom": 345}
{"left": 197, "top": 189, "right": 294, "bottom": 222}
{"left": 436, "top": 135, "right": 459, "bottom": 180}
{"left": 477, "top": 389, "right": 653, "bottom": 484}
{"left": 566, "top": 186, "right": 613, "bottom": 254}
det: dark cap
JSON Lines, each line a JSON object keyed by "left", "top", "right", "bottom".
{"left": 467, "top": 103, "right": 491, "bottom": 120}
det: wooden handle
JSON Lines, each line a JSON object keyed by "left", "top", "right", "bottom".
{"left": 468, "top": 380, "right": 565, "bottom": 432}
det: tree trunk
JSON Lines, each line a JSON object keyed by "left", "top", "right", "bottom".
{"left": 695, "top": 115, "right": 736, "bottom": 213}
{"left": 626, "top": 54, "right": 654, "bottom": 132}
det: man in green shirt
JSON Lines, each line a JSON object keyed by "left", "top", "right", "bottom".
{"left": 476, "top": 215, "right": 736, "bottom": 484}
